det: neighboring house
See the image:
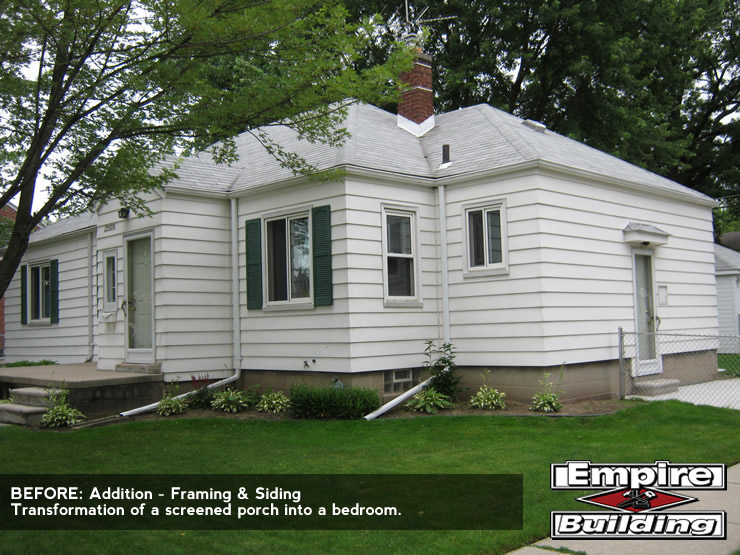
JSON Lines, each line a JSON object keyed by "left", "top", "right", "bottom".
{"left": 0, "top": 202, "right": 21, "bottom": 358}
{"left": 3, "top": 53, "right": 719, "bottom": 401}
{"left": 715, "top": 243, "right": 740, "bottom": 353}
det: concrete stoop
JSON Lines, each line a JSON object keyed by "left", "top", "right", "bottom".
{"left": 0, "top": 387, "right": 66, "bottom": 426}
{"left": 632, "top": 379, "right": 680, "bottom": 396}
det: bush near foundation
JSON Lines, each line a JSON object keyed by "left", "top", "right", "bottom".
{"left": 290, "top": 384, "right": 380, "bottom": 419}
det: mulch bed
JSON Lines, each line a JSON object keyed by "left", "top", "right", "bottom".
{"left": 77, "top": 397, "right": 630, "bottom": 428}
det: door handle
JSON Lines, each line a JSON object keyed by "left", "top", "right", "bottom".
{"left": 121, "top": 299, "right": 127, "bottom": 316}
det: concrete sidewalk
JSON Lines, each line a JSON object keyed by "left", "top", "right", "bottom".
{"left": 509, "top": 463, "right": 740, "bottom": 555}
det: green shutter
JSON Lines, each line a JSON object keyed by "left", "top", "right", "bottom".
{"left": 245, "top": 219, "right": 263, "bottom": 310}
{"left": 312, "top": 205, "right": 333, "bottom": 306}
{"left": 20, "top": 265, "right": 27, "bottom": 325}
{"left": 49, "top": 259, "right": 59, "bottom": 324}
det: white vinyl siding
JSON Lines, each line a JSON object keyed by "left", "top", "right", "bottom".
{"left": 6, "top": 233, "right": 96, "bottom": 364}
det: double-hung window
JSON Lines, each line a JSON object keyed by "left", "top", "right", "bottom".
{"left": 245, "top": 205, "right": 332, "bottom": 311}
{"left": 20, "top": 259, "right": 59, "bottom": 324}
{"left": 383, "top": 206, "right": 420, "bottom": 303}
{"left": 266, "top": 213, "right": 311, "bottom": 303}
{"left": 465, "top": 200, "right": 508, "bottom": 275}
{"left": 30, "top": 264, "right": 51, "bottom": 321}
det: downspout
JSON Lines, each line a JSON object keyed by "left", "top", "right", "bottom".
{"left": 365, "top": 185, "right": 450, "bottom": 421}
{"left": 439, "top": 184, "right": 451, "bottom": 344}
{"left": 119, "top": 198, "right": 243, "bottom": 417}
{"left": 85, "top": 230, "right": 94, "bottom": 363}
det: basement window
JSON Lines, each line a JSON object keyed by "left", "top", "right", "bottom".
{"left": 384, "top": 368, "right": 422, "bottom": 394}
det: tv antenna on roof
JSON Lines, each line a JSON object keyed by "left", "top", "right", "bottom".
{"left": 402, "top": 0, "right": 456, "bottom": 42}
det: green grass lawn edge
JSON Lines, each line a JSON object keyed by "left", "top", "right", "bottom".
{"left": 0, "top": 400, "right": 738, "bottom": 554}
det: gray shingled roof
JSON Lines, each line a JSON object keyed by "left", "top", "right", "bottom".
{"left": 28, "top": 212, "right": 97, "bottom": 244}
{"left": 164, "top": 102, "right": 715, "bottom": 205}
{"left": 715, "top": 243, "right": 740, "bottom": 273}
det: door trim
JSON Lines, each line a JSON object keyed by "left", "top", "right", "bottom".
{"left": 124, "top": 232, "right": 155, "bottom": 364}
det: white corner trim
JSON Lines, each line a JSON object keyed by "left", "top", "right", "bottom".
{"left": 397, "top": 114, "right": 435, "bottom": 137}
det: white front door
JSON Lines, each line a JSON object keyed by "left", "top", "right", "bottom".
{"left": 126, "top": 235, "right": 154, "bottom": 363}
{"left": 633, "top": 252, "right": 661, "bottom": 376}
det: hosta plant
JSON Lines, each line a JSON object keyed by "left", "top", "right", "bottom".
{"left": 469, "top": 370, "right": 506, "bottom": 410}
{"left": 211, "top": 388, "right": 249, "bottom": 413}
{"left": 530, "top": 371, "right": 564, "bottom": 413}
{"left": 40, "top": 389, "right": 86, "bottom": 427}
{"left": 156, "top": 391, "right": 187, "bottom": 417}
{"left": 469, "top": 385, "right": 507, "bottom": 410}
{"left": 257, "top": 391, "right": 291, "bottom": 414}
{"left": 405, "top": 388, "right": 454, "bottom": 414}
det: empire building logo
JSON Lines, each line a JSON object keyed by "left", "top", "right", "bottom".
{"left": 550, "top": 461, "right": 727, "bottom": 539}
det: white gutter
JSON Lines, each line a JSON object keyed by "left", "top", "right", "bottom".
{"left": 439, "top": 184, "right": 451, "bottom": 344}
{"left": 364, "top": 377, "right": 433, "bottom": 421}
{"left": 119, "top": 199, "right": 243, "bottom": 417}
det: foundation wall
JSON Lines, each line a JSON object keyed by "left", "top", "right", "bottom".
{"left": 239, "top": 359, "right": 621, "bottom": 404}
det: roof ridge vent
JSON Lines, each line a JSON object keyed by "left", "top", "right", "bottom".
{"left": 522, "top": 119, "right": 547, "bottom": 133}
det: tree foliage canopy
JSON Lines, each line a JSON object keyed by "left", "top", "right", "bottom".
{"left": 349, "top": 0, "right": 739, "bottom": 228}
{"left": 0, "top": 0, "right": 410, "bottom": 296}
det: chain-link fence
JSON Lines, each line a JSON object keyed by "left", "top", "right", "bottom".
{"left": 619, "top": 329, "right": 740, "bottom": 409}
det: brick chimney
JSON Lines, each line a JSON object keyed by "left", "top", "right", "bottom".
{"left": 397, "top": 49, "right": 435, "bottom": 135}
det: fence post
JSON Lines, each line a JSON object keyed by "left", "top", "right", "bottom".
{"left": 618, "top": 327, "right": 625, "bottom": 399}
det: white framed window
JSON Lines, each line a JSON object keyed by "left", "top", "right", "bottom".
{"left": 464, "top": 200, "right": 508, "bottom": 276}
{"left": 265, "top": 211, "right": 312, "bottom": 305}
{"left": 29, "top": 263, "right": 52, "bottom": 321}
{"left": 382, "top": 205, "right": 422, "bottom": 305}
{"left": 103, "top": 250, "right": 118, "bottom": 312}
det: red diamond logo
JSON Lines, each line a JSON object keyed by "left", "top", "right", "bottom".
{"left": 577, "top": 487, "right": 696, "bottom": 513}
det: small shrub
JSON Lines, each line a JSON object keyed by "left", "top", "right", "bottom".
{"left": 187, "top": 375, "right": 214, "bottom": 409}
{"left": 424, "top": 341, "right": 463, "bottom": 400}
{"left": 241, "top": 385, "right": 262, "bottom": 408}
{"left": 406, "top": 387, "right": 454, "bottom": 414}
{"left": 256, "top": 391, "right": 291, "bottom": 414}
{"left": 530, "top": 371, "right": 564, "bottom": 413}
{"left": 211, "top": 388, "right": 249, "bottom": 413}
{"left": 156, "top": 384, "right": 187, "bottom": 417}
{"left": 290, "top": 383, "right": 380, "bottom": 419}
{"left": 40, "top": 389, "right": 85, "bottom": 428}
{"left": 469, "top": 370, "right": 506, "bottom": 410}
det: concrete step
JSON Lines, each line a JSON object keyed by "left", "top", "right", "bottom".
{"left": 114, "top": 363, "right": 162, "bottom": 375}
{"left": 633, "top": 379, "right": 680, "bottom": 396}
{"left": 9, "top": 387, "right": 64, "bottom": 408}
{"left": 0, "top": 403, "right": 46, "bottom": 426}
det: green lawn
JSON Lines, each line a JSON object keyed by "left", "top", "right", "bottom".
{"left": 1, "top": 400, "right": 738, "bottom": 554}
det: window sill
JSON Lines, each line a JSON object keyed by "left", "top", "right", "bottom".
{"left": 262, "top": 302, "right": 315, "bottom": 312}
{"left": 383, "top": 299, "right": 424, "bottom": 309}
{"left": 27, "top": 320, "right": 52, "bottom": 327}
{"left": 462, "top": 267, "right": 510, "bottom": 279}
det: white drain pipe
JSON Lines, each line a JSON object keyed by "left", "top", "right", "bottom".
{"left": 120, "top": 199, "right": 243, "bottom": 417}
{"left": 364, "top": 377, "right": 432, "bottom": 421}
